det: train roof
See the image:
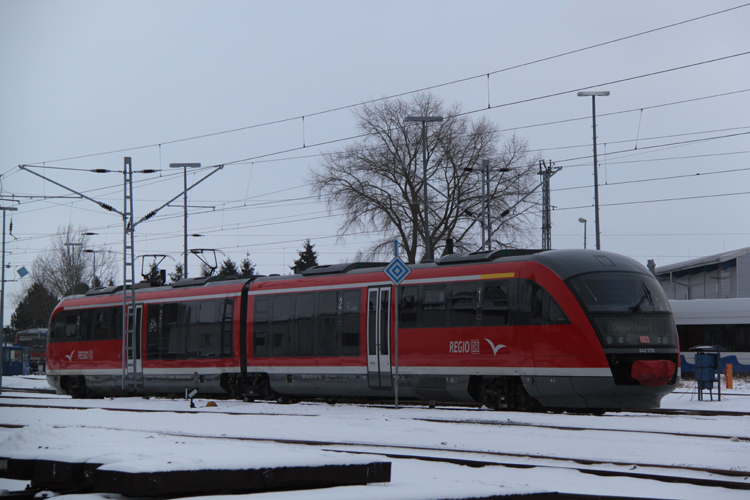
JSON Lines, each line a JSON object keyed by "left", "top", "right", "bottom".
{"left": 670, "top": 298, "right": 750, "bottom": 324}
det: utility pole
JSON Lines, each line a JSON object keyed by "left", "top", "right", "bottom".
{"left": 540, "top": 160, "right": 555, "bottom": 250}
{"left": 0, "top": 205, "right": 18, "bottom": 395}
{"left": 19, "top": 160, "right": 223, "bottom": 394}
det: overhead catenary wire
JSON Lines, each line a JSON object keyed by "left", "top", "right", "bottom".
{"left": 8, "top": 2, "right": 747, "bottom": 171}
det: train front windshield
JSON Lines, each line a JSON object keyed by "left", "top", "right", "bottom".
{"left": 568, "top": 272, "right": 677, "bottom": 348}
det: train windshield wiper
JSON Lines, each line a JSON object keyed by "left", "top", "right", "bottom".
{"left": 629, "top": 281, "right": 654, "bottom": 313}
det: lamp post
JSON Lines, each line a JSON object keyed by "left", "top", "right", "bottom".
{"left": 169, "top": 163, "right": 201, "bottom": 278}
{"left": 578, "top": 217, "right": 587, "bottom": 249}
{"left": 577, "top": 91, "right": 609, "bottom": 250}
{"left": 404, "top": 116, "right": 443, "bottom": 261}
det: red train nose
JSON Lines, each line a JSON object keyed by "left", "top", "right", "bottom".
{"left": 631, "top": 360, "right": 676, "bottom": 386}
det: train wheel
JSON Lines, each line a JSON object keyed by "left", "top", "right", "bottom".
{"left": 65, "top": 376, "right": 90, "bottom": 399}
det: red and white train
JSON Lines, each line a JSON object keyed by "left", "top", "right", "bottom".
{"left": 46, "top": 249, "right": 680, "bottom": 412}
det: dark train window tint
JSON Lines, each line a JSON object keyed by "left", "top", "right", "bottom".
{"left": 422, "top": 285, "right": 446, "bottom": 327}
{"left": 318, "top": 291, "right": 339, "bottom": 356}
{"left": 220, "top": 299, "right": 234, "bottom": 357}
{"left": 548, "top": 297, "right": 568, "bottom": 324}
{"left": 272, "top": 295, "right": 292, "bottom": 355}
{"left": 65, "top": 314, "right": 79, "bottom": 338}
{"left": 368, "top": 290, "right": 378, "bottom": 356}
{"left": 295, "top": 293, "right": 315, "bottom": 356}
{"left": 452, "top": 282, "right": 477, "bottom": 327}
{"left": 93, "top": 309, "right": 113, "bottom": 340}
{"left": 399, "top": 286, "right": 418, "bottom": 327}
{"left": 483, "top": 282, "right": 509, "bottom": 326}
{"left": 253, "top": 297, "right": 270, "bottom": 356}
{"left": 342, "top": 290, "right": 361, "bottom": 353}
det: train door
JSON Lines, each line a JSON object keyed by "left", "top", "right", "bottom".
{"left": 125, "top": 305, "right": 144, "bottom": 386}
{"left": 367, "top": 287, "right": 392, "bottom": 388}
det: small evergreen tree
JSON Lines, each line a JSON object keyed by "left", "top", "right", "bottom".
{"left": 144, "top": 262, "right": 164, "bottom": 285}
{"left": 290, "top": 239, "right": 319, "bottom": 274}
{"left": 217, "top": 257, "right": 240, "bottom": 277}
{"left": 240, "top": 256, "right": 256, "bottom": 276}
{"left": 11, "top": 282, "right": 59, "bottom": 330}
{"left": 169, "top": 263, "right": 184, "bottom": 283}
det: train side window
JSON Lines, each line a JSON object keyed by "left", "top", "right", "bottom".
{"left": 197, "top": 300, "right": 219, "bottom": 358}
{"left": 64, "top": 313, "right": 80, "bottom": 339}
{"left": 399, "top": 286, "right": 418, "bottom": 327}
{"left": 451, "top": 282, "right": 477, "bottom": 327}
{"left": 184, "top": 302, "right": 201, "bottom": 357}
{"left": 93, "top": 309, "right": 111, "bottom": 340}
{"left": 253, "top": 297, "right": 270, "bottom": 356}
{"left": 318, "top": 291, "right": 339, "bottom": 356}
{"left": 295, "top": 293, "right": 315, "bottom": 356}
{"left": 342, "top": 290, "right": 361, "bottom": 355}
{"left": 422, "top": 285, "right": 447, "bottom": 327}
{"left": 548, "top": 295, "right": 569, "bottom": 324}
{"left": 162, "top": 303, "right": 181, "bottom": 358}
{"left": 522, "top": 280, "right": 569, "bottom": 325}
{"left": 483, "top": 282, "right": 510, "bottom": 326}
{"left": 220, "top": 299, "right": 234, "bottom": 357}
{"left": 49, "top": 314, "right": 63, "bottom": 342}
{"left": 146, "top": 305, "right": 161, "bottom": 359}
{"left": 272, "top": 295, "right": 293, "bottom": 356}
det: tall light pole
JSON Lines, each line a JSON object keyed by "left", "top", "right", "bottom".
{"left": 0, "top": 206, "right": 18, "bottom": 393}
{"left": 577, "top": 91, "right": 609, "bottom": 250}
{"left": 169, "top": 163, "right": 201, "bottom": 278}
{"left": 404, "top": 116, "right": 442, "bottom": 261}
{"left": 578, "top": 217, "right": 587, "bottom": 249}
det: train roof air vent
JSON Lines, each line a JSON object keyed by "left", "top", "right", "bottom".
{"left": 437, "top": 248, "right": 546, "bottom": 265}
{"left": 300, "top": 262, "right": 388, "bottom": 276}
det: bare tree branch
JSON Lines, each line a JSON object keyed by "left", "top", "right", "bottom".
{"left": 310, "top": 93, "right": 541, "bottom": 264}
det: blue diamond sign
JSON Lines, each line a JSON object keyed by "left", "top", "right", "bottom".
{"left": 384, "top": 257, "right": 411, "bottom": 285}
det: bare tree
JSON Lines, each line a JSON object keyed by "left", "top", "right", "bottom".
{"left": 310, "top": 93, "right": 540, "bottom": 264}
{"left": 31, "top": 225, "right": 118, "bottom": 297}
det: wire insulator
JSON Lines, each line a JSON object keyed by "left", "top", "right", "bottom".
{"left": 99, "top": 203, "right": 115, "bottom": 212}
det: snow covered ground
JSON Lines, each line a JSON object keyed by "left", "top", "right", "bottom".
{"left": 1, "top": 376, "right": 749, "bottom": 500}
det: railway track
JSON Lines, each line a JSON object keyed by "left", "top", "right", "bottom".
{"left": 4, "top": 420, "right": 748, "bottom": 493}
{"left": 3, "top": 396, "right": 749, "bottom": 498}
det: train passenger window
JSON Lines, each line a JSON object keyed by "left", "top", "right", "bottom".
{"left": 220, "top": 299, "right": 234, "bottom": 357}
{"left": 295, "top": 293, "right": 315, "bottom": 356}
{"left": 422, "top": 285, "right": 446, "bottom": 327}
{"left": 64, "top": 314, "right": 77, "bottom": 338}
{"left": 342, "top": 290, "right": 361, "bottom": 354}
{"left": 483, "top": 282, "right": 509, "bottom": 326}
{"left": 253, "top": 297, "right": 270, "bottom": 356}
{"left": 522, "top": 281, "right": 569, "bottom": 325}
{"left": 318, "top": 291, "right": 339, "bottom": 356}
{"left": 93, "top": 309, "right": 112, "bottom": 340}
{"left": 399, "top": 286, "right": 418, "bottom": 327}
{"left": 272, "top": 295, "right": 293, "bottom": 356}
{"left": 451, "top": 282, "right": 477, "bottom": 327}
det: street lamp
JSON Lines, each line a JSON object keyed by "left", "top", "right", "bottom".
{"left": 84, "top": 249, "right": 99, "bottom": 287}
{"left": 577, "top": 91, "right": 609, "bottom": 250}
{"left": 169, "top": 163, "right": 201, "bottom": 278}
{"left": 578, "top": 217, "right": 587, "bottom": 249}
{"left": 404, "top": 116, "right": 443, "bottom": 261}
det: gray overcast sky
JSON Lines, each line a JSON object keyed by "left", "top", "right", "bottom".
{"left": 1, "top": 1, "right": 749, "bottom": 322}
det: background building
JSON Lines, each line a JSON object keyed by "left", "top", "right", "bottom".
{"left": 654, "top": 248, "right": 750, "bottom": 300}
